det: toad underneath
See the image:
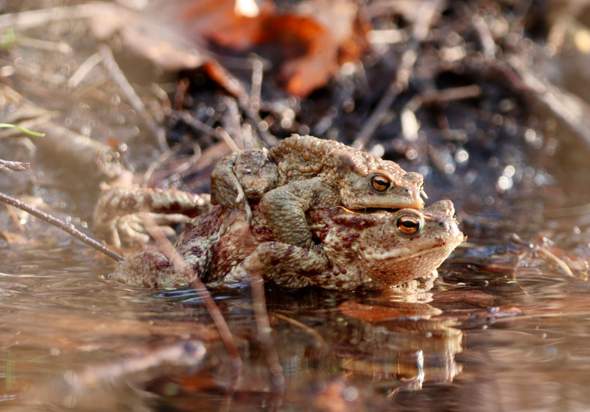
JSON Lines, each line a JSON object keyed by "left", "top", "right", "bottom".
{"left": 110, "top": 200, "right": 464, "bottom": 291}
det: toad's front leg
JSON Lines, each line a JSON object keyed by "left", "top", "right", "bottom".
{"left": 93, "top": 187, "right": 211, "bottom": 247}
{"left": 258, "top": 177, "right": 339, "bottom": 249}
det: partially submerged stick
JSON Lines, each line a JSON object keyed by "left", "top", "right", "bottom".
{"left": 0, "top": 191, "right": 123, "bottom": 262}
{"left": 143, "top": 216, "right": 243, "bottom": 384}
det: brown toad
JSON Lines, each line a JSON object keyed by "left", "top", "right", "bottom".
{"left": 211, "top": 134, "right": 425, "bottom": 249}
{"left": 95, "top": 134, "right": 425, "bottom": 249}
{"left": 110, "top": 200, "right": 464, "bottom": 291}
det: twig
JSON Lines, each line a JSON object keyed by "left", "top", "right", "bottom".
{"left": 143, "top": 217, "right": 243, "bottom": 384}
{"left": 249, "top": 56, "right": 264, "bottom": 113}
{"left": 0, "top": 3, "right": 108, "bottom": 31}
{"left": 99, "top": 44, "right": 168, "bottom": 151}
{"left": 0, "top": 191, "right": 123, "bottom": 262}
{"left": 273, "top": 312, "right": 326, "bottom": 349}
{"left": 68, "top": 52, "right": 103, "bottom": 88}
{"left": 353, "top": 0, "right": 444, "bottom": 148}
{"left": 249, "top": 273, "right": 285, "bottom": 394}
{"left": 400, "top": 85, "right": 481, "bottom": 141}
{"left": 66, "top": 340, "right": 206, "bottom": 390}
{"left": 0, "top": 159, "right": 30, "bottom": 172}
{"left": 472, "top": 15, "right": 496, "bottom": 58}
{"left": 175, "top": 111, "right": 240, "bottom": 152}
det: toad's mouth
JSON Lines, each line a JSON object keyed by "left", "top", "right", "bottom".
{"left": 340, "top": 206, "right": 401, "bottom": 214}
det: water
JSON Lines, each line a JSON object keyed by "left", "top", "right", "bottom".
{"left": 0, "top": 220, "right": 589, "bottom": 411}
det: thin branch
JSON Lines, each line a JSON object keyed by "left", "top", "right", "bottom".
{"left": 0, "top": 3, "right": 108, "bottom": 31}
{"left": 68, "top": 52, "right": 103, "bottom": 88}
{"left": 0, "top": 159, "right": 30, "bottom": 172}
{"left": 0, "top": 191, "right": 123, "bottom": 262}
{"left": 353, "top": 0, "right": 444, "bottom": 148}
{"left": 99, "top": 44, "right": 168, "bottom": 151}
{"left": 143, "top": 217, "right": 243, "bottom": 384}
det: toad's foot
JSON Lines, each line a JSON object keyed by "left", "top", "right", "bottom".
{"left": 93, "top": 187, "right": 211, "bottom": 248}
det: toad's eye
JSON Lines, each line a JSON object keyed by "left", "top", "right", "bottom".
{"left": 371, "top": 174, "right": 391, "bottom": 192}
{"left": 396, "top": 214, "right": 423, "bottom": 236}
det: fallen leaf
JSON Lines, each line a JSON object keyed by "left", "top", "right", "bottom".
{"left": 180, "top": 0, "right": 368, "bottom": 96}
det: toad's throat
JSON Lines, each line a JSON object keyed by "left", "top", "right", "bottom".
{"left": 360, "top": 239, "right": 459, "bottom": 262}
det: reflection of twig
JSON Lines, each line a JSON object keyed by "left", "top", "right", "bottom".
{"left": 353, "top": 0, "right": 444, "bottom": 148}
{"left": 250, "top": 273, "right": 285, "bottom": 394}
{"left": 0, "top": 191, "right": 123, "bottom": 262}
{"left": 66, "top": 340, "right": 206, "bottom": 390}
{"left": 99, "top": 44, "right": 168, "bottom": 151}
{"left": 273, "top": 312, "right": 326, "bottom": 349}
{"left": 142, "top": 216, "right": 243, "bottom": 384}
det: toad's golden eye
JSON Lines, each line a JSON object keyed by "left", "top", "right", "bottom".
{"left": 371, "top": 174, "right": 391, "bottom": 192}
{"left": 396, "top": 214, "right": 423, "bottom": 236}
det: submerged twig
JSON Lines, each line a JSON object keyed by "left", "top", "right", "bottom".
{"left": 143, "top": 217, "right": 243, "bottom": 384}
{"left": 0, "top": 191, "right": 123, "bottom": 262}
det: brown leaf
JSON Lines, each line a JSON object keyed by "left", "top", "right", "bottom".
{"left": 180, "top": 0, "right": 368, "bottom": 96}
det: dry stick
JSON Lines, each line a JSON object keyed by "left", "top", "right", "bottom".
{"left": 0, "top": 159, "right": 30, "bottom": 172}
{"left": 401, "top": 85, "right": 482, "bottom": 141}
{"left": 0, "top": 191, "right": 123, "bottom": 262}
{"left": 143, "top": 218, "right": 243, "bottom": 385}
{"left": 68, "top": 51, "right": 103, "bottom": 88}
{"left": 176, "top": 111, "right": 241, "bottom": 152}
{"left": 249, "top": 57, "right": 264, "bottom": 113}
{"left": 98, "top": 44, "right": 168, "bottom": 151}
{"left": 0, "top": 3, "right": 107, "bottom": 31}
{"left": 353, "top": 0, "right": 444, "bottom": 149}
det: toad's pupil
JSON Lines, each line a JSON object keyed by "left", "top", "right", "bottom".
{"left": 397, "top": 216, "right": 422, "bottom": 235}
{"left": 371, "top": 175, "right": 390, "bottom": 191}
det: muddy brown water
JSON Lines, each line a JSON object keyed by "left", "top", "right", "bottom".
{"left": 1, "top": 193, "right": 590, "bottom": 412}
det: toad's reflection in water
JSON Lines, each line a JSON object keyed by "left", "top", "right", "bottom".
{"left": 336, "top": 300, "right": 463, "bottom": 394}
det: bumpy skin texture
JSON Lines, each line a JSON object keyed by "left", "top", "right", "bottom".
{"left": 110, "top": 200, "right": 464, "bottom": 291}
{"left": 93, "top": 187, "right": 211, "bottom": 247}
{"left": 211, "top": 134, "right": 425, "bottom": 249}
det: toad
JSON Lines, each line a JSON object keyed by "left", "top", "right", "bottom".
{"left": 95, "top": 135, "right": 425, "bottom": 248}
{"left": 110, "top": 200, "right": 464, "bottom": 291}
{"left": 211, "top": 134, "right": 426, "bottom": 249}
